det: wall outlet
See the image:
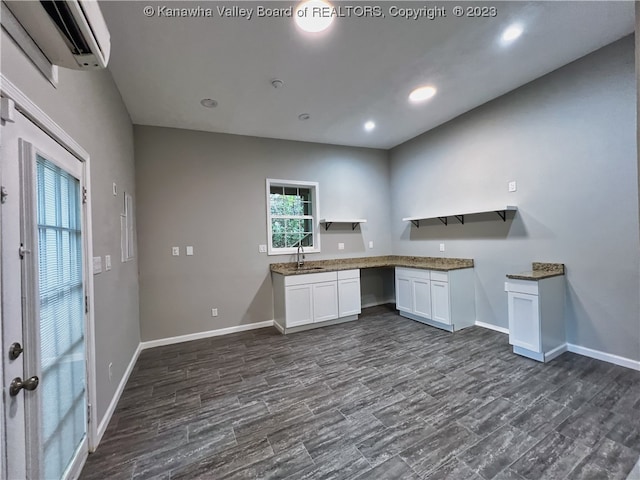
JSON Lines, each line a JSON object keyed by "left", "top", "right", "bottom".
{"left": 258, "top": 244, "right": 267, "bottom": 253}
{"left": 172, "top": 246, "right": 180, "bottom": 256}
{"left": 186, "top": 246, "right": 194, "bottom": 256}
{"left": 338, "top": 243, "right": 345, "bottom": 250}
{"left": 105, "top": 255, "right": 112, "bottom": 271}
{"left": 508, "top": 181, "right": 517, "bottom": 192}
{"left": 439, "top": 243, "right": 445, "bottom": 252}
{"left": 368, "top": 241, "right": 374, "bottom": 249}
{"left": 211, "top": 308, "right": 218, "bottom": 317}
{"left": 108, "top": 362, "right": 113, "bottom": 382}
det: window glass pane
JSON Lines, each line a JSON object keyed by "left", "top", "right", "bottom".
{"left": 271, "top": 219, "right": 285, "bottom": 248}
{"left": 269, "top": 193, "right": 283, "bottom": 215}
{"left": 302, "top": 202, "right": 312, "bottom": 216}
{"left": 299, "top": 188, "right": 311, "bottom": 202}
{"left": 36, "top": 155, "right": 86, "bottom": 480}
{"left": 284, "top": 187, "right": 297, "bottom": 196}
{"left": 270, "top": 185, "right": 283, "bottom": 196}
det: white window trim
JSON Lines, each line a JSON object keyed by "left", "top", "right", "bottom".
{"left": 266, "top": 178, "right": 320, "bottom": 256}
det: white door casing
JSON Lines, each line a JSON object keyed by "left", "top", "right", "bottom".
{"left": 1, "top": 77, "right": 97, "bottom": 479}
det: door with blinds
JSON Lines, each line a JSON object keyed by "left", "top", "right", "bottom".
{"left": 1, "top": 108, "right": 90, "bottom": 480}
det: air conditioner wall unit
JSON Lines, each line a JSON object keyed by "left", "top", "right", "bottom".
{"left": 4, "top": 0, "right": 111, "bottom": 70}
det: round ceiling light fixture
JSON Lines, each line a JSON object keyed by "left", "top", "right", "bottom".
{"left": 364, "top": 121, "right": 375, "bottom": 132}
{"left": 200, "top": 98, "right": 218, "bottom": 108}
{"left": 294, "top": 0, "right": 334, "bottom": 33}
{"left": 408, "top": 86, "right": 437, "bottom": 103}
{"left": 501, "top": 24, "right": 523, "bottom": 44}
{"left": 298, "top": 113, "right": 311, "bottom": 121}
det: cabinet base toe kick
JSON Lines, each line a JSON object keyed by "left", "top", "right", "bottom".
{"left": 399, "top": 311, "right": 475, "bottom": 333}
{"left": 275, "top": 314, "right": 359, "bottom": 335}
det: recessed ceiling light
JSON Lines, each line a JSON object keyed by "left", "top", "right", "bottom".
{"left": 271, "top": 79, "right": 284, "bottom": 89}
{"left": 364, "top": 121, "right": 375, "bottom": 132}
{"left": 298, "top": 113, "right": 311, "bottom": 120}
{"left": 501, "top": 24, "right": 523, "bottom": 44}
{"left": 200, "top": 98, "right": 218, "bottom": 108}
{"left": 294, "top": 0, "right": 334, "bottom": 33}
{"left": 409, "top": 86, "right": 437, "bottom": 103}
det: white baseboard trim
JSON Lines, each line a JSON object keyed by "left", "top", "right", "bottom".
{"left": 566, "top": 343, "right": 640, "bottom": 371}
{"left": 273, "top": 320, "right": 285, "bottom": 333}
{"left": 96, "top": 342, "right": 142, "bottom": 446}
{"left": 140, "top": 320, "right": 275, "bottom": 350}
{"left": 545, "top": 343, "right": 568, "bottom": 362}
{"left": 475, "top": 321, "right": 509, "bottom": 335}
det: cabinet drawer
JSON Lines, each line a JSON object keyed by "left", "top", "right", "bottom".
{"left": 285, "top": 271, "right": 338, "bottom": 286}
{"left": 430, "top": 271, "right": 448, "bottom": 283}
{"left": 396, "top": 267, "right": 430, "bottom": 281}
{"left": 338, "top": 269, "right": 360, "bottom": 280}
{"left": 507, "top": 279, "right": 539, "bottom": 295}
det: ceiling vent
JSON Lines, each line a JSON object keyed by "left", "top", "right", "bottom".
{"left": 4, "top": 0, "right": 111, "bottom": 69}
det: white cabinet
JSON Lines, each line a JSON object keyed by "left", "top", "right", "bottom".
{"left": 430, "top": 280, "right": 450, "bottom": 325}
{"left": 273, "top": 269, "right": 361, "bottom": 333}
{"left": 395, "top": 267, "right": 475, "bottom": 332}
{"left": 507, "top": 291, "right": 540, "bottom": 352}
{"left": 396, "top": 276, "right": 412, "bottom": 313}
{"left": 506, "top": 277, "right": 565, "bottom": 362}
{"left": 412, "top": 277, "right": 432, "bottom": 318}
{"left": 338, "top": 270, "right": 361, "bottom": 317}
{"left": 284, "top": 284, "right": 314, "bottom": 327}
{"left": 313, "top": 282, "right": 339, "bottom": 322}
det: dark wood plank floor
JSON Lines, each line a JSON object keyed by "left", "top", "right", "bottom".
{"left": 80, "top": 305, "right": 640, "bottom": 480}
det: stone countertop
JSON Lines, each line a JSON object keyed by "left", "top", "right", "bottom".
{"left": 506, "top": 262, "right": 565, "bottom": 281}
{"left": 270, "top": 255, "right": 474, "bottom": 275}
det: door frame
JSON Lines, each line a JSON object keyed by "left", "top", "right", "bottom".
{"left": 0, "top": 74, "right": 99, "bottom": 452}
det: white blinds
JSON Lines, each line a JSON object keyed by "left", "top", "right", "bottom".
{"left": 36, "top": 155, "right": 86, "bottom": 480}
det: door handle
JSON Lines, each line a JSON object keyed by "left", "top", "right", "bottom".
{"left": 8, "top": 342, "right": 24, "bottom": 360}
{"left": 9, "top": 376, "right": 39, "bottom": 396}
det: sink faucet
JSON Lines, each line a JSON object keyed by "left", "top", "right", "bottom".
{"left": 296, "top": 242, "right": 305, "bottom": 269}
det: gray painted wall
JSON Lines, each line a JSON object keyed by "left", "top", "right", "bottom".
{"left": 390, "top": 36, "right": 639, "bottom": 361}
{"left": 1, "top": 31, "right": 140, "bottom": 421}
{"left": 134, "top": 126, "right": 392, "bottom": 341}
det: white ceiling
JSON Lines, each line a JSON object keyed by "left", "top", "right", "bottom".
{"left": 100, "top": 1, "right": 635, "bottom": 150}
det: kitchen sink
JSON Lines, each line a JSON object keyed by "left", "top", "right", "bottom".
{"left": 296, "top": 266, "right": 325, "bottom": 272}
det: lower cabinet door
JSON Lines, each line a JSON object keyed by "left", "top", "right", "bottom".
{"left": 395, "top": 275, "right": 412, "bottom": 313}
{"left": 430, "top": 281, "right": 451, "bottom": 325}
{"left": 338, "top": 278, "right": 361, "bottom": 317}
{"left": 313, "top": 281, "right": 339, "bottom": 323}
{"left": 412, "top": 278, "right": 431, "bottom": 319}
{"left": 508, "top": 292, "right": 541, "bottom": 352}
{"left": 285, "top": 284, "right": 314, "bottom": 327}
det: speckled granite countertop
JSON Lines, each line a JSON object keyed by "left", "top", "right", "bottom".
{"left": 506, "top": 262, "right": 565, "bottom": 280}
{"left": 270, "top": 255, "right": 474, "bottom": 275}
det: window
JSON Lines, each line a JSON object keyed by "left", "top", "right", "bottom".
{"left": 266, "top": 179, "right": 320, "bottom": 255}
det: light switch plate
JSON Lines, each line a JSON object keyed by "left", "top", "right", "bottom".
{"left": 112, "top": 183, "right": 117, "bottom": 196}
{"left": 172, "top": 247, "right": 180, "bottom": 256}
{"left": 508, "top": 181, "right": 517, "bottom": 192}
{"left": 186, "top": 246, "right": 194, "bottom": 256}
{"left": 259, "top": 244, "right": 267, "bottom": 253}
{"left": 92, "top": 256, "right": 102, "bottom": 274}
{"left": 439, "top": 243, "right": 445, "bottom": 252}
{"left": 105, "top": 255, "right": 112, "bottom": 271}
{"left": 338, "top": 243, "right": 345, "bottom": 250}
{"left": 368, "top": 241, "right": 374, "bottom": 249}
